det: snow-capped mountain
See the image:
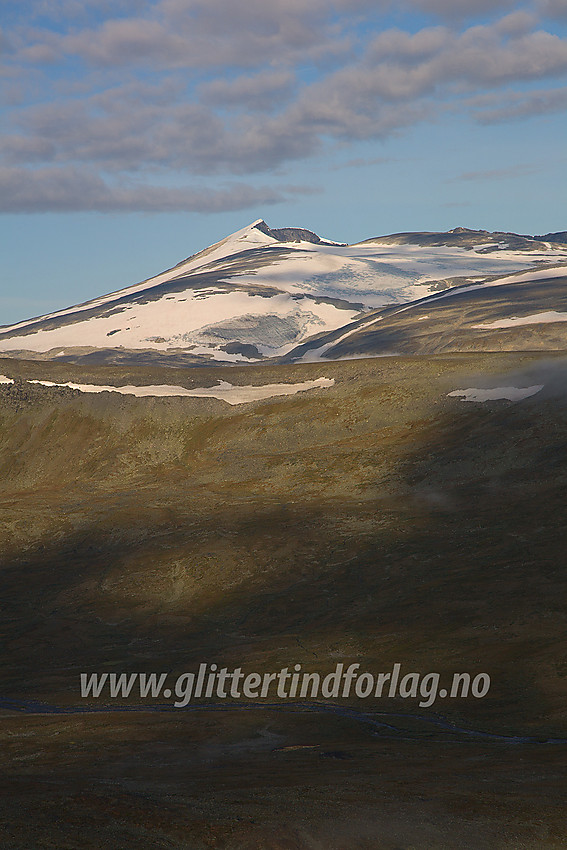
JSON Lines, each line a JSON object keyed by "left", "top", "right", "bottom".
{"left": 1, "top": 219, "right": 566, "bottom": 365}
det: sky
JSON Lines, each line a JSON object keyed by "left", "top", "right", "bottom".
{"left": 1, "top": 0, "right": 567, "bottom": 324}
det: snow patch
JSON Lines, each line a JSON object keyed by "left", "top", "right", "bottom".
{"left": 472, "top": 311, "right": 567, "bottom": 329}
{"left": 448, "top": 385, "right": 544, "bottom": 402}
{"left": 0, "top": 375, "right": 14, "bottom": 384}
{"left": 28, "top": 377, "right": 335, "bottom": 405}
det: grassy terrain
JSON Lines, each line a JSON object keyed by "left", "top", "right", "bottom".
{"left": 1, "top": 351, "right": 567, "bottom": 847}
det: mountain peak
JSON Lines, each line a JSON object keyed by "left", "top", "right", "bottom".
{"left": 448, "top": 227, "right": 488, "bottom": 235}
{"left": 251, "top": 219, "right": 344, "bottom": 246}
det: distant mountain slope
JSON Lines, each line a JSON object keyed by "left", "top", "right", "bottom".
{"left": 1, "top": 220, "right": 566, "bottom": 365}
{"left": 289, "top": 265, "right": 567, "bottom": 361}
{"left": 355, "top": 226, "right": 552, "bottom": 251}
{"left": 534, "top": 231, "right": 567, "bottom": 245}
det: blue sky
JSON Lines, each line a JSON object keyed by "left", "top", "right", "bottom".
{"left": 1, "top": 0, "right": 567, "bottom": 324}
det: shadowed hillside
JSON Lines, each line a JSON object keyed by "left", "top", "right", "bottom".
{"left": 2, "top": 351, "right": 567, "bottom": 847}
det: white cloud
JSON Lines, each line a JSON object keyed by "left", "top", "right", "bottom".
{"left": 2, "top": 3, "right": 567, "bottom": 212}
{"left": 539, "top": 0, "right": 567, "bottom": 20}
{"left": 18, "top": 0, "right": 359, "bottom": 70}
{"left": 0, "top": 166, "right": 299, "bottom": 212}
{"left": 470, "top": 85, "right": 567, "bottom": 122}
{"left": 410, "top": 0, "right": 517, "bottom": 18}
{"left": 198, "top": 71, "right": 296, "bottom": 111}
{"left": 495, "top": 10, "right": 539, "bottom": 36}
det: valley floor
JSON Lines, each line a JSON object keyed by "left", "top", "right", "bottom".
{"left": 1, "top": 352, "right": 567, "bottom": 848}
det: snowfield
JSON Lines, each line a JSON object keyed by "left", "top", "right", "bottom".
{"left": 0, "top": 290, "right": 358, "bottom": 358}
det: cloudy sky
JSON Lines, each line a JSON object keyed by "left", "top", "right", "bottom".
{"left": 1, "top": 0, "right": 566, "bottom": 323}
